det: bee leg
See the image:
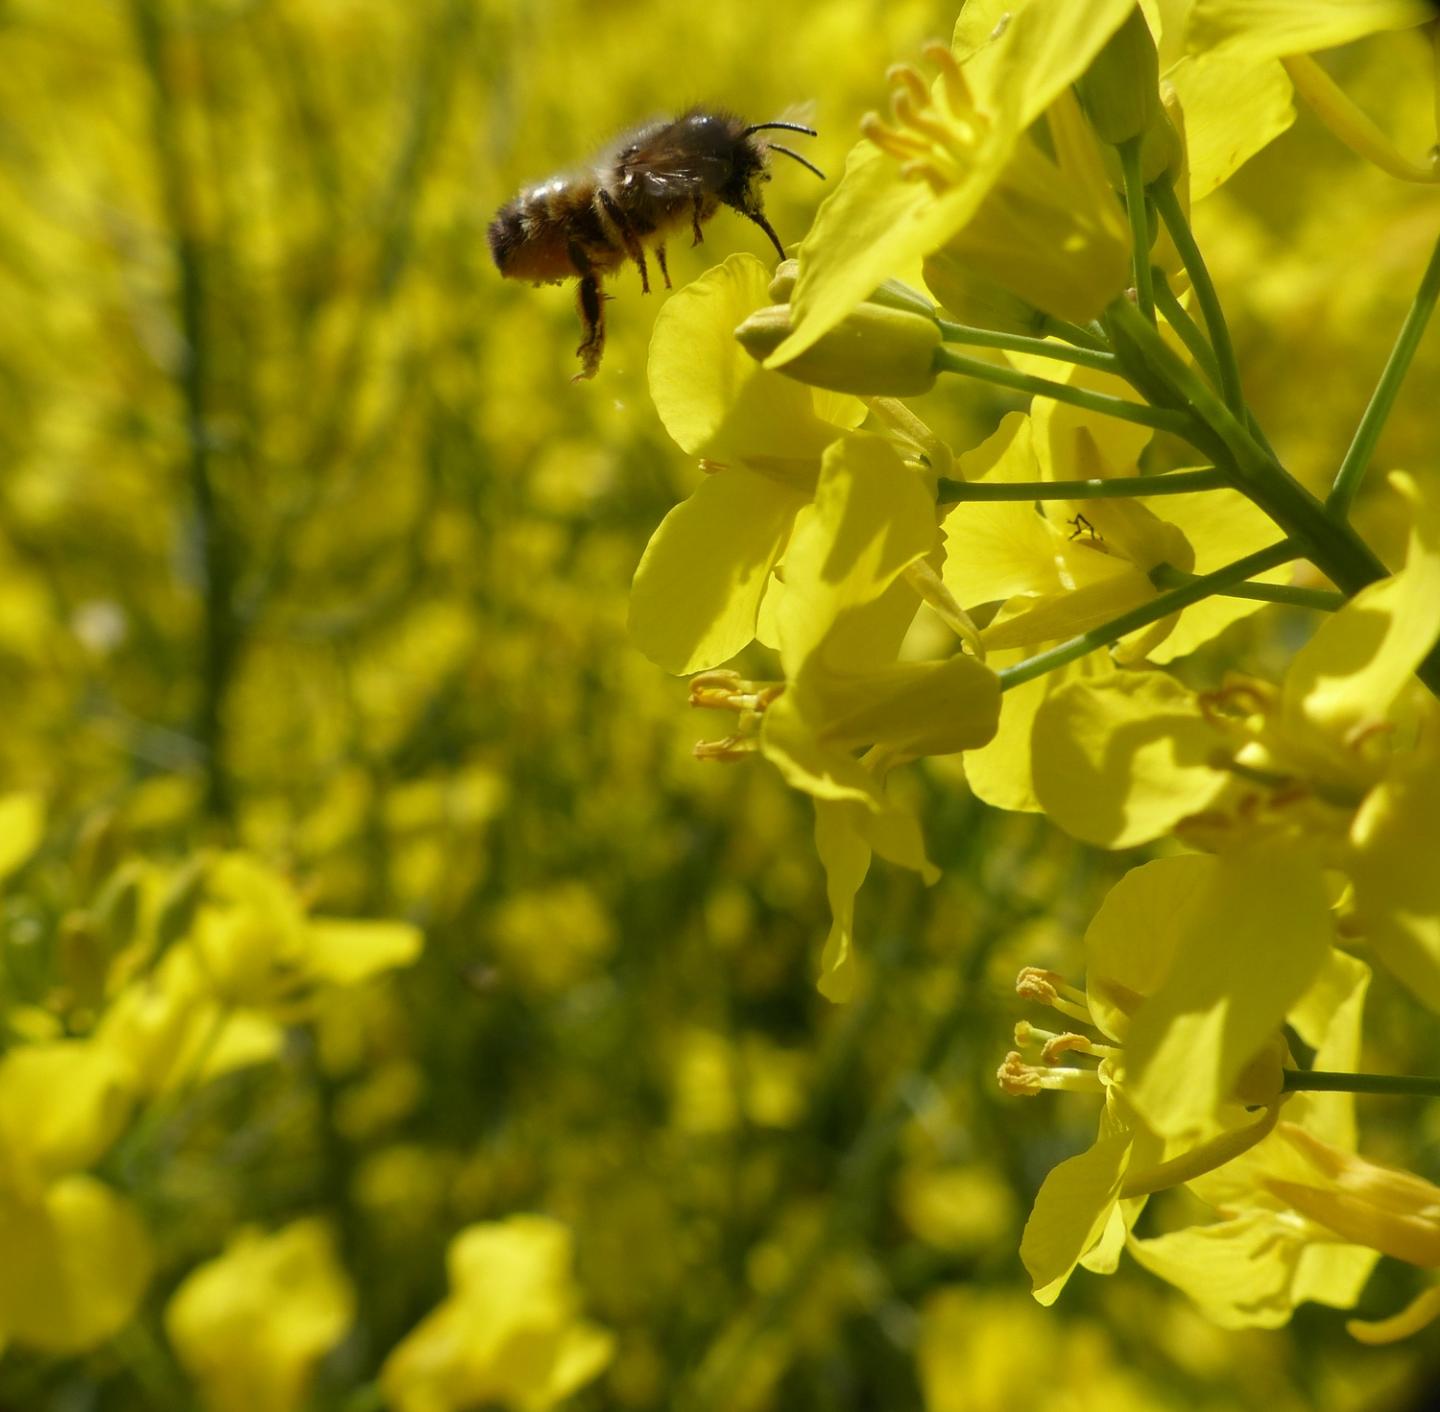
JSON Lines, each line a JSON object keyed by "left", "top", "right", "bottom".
{"left": 691, "top": 196, "right": 705, "bottom": 247}
{"left": 655, "top": 243, "right": 671, "bottom": 290}
{"left": 597, "top": 188, "right": 650, "bottom": 294}
{"left": 573, "top": 272, "right": 605, "bottom": 381}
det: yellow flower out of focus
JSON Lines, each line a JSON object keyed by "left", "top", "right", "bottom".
{"left": 0, "top": 1041, "right": 152, "bottom": 1353}
{"left": 380, "top": 1214, "right": 614, "bottom": 1412}
{"left": 165, "top": 1219, "right": 355, "bottom": 1412}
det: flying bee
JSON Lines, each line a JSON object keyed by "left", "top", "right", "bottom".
{"left": 487, "top": 109, "right": 824, "bottom": 380}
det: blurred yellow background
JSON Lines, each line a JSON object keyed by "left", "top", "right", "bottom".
{"left": 1, "top": 1, "right": 1438, "bottom": 1408}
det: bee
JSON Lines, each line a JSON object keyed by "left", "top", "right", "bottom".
{"left": 487, "top": 109, "right": 824, "bottom": 380}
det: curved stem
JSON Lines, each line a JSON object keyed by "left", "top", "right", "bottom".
{"left": 1152, "top": 177, "right": 1245, "bottom": 417}
{"left": 937, "top": 468, "right": 1226, "bottom": 504}
{"left": 1119, "top": 136, "right": 1155, "bottom": 321}
{"left": 937, "top": 318, "right": 1119, "bottom": 373}
{"left": 1328, "top": 230, "right": 1440, "bottom": 517}
{"left": 1283, "top": 1069, "right": 1440, "bottom": 1099}
{"left": 997, "top": 542, "right": 1295, "bottom": 692}
{"left": 932, "top": 346, "right": 1194, "bottom": 436}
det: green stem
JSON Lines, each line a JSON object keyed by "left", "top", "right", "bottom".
{"left": 1119, "top": 137, "right": 1155, "bottom": 321}
{"left": 937, "top": 468, "right": 1226, "bottom": 504}
{"left": 932, "top": 346, "right": 1194, "bottom": 436}
{"left": 937, "top": 318, "right": 1119, "bottom": 373}
{"left": 1152, "top": 176, "right": 1245, "bottom": 416}
{"left": 1283, "top": 1069, "right": 1440, "bottom": 1099}
{"left": 1150, "top": 563, "right": 1344, "bottom": 611}
{"left": 997, "top": 542, "right": 1295, "bottom": 691}
{"left": 1327, "top": 230, "right": 1440, "bottom": 517}
{"left": 1107, "top": 299, "right": 1390, "bottom": 597}
{"left": 1153, "top": 271, "right": 1221, "bottom": 387}
{"left": 1153, "top": 272, "right": 1280, "bottom": 460}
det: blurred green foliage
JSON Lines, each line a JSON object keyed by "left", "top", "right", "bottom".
{"left": 1, "top": 0, "right": 1438, "bottom": 1408}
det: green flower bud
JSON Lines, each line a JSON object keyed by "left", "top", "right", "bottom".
{"left": 735, "top": 302, "right": 940, "bottom": 397}
{"left": 1075, "top": 6, "right": 1160, "bottom": 147}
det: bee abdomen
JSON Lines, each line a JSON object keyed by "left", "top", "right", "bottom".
{"left": 488, "top": 179, "right": 620, "bottom": 284}
{"left": 487, "top": 200, "right": 528, "bottom": 274}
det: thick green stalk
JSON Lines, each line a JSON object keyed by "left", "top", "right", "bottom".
{"left": 1328, "top": 230, "right": 1440, "bottom": 517}
{"left": 1283, "top": 1069, "right": 1440, "bottom": 1099}
{"left": 1151, "top": 176, "right": 1245, "bottom": 416}
{"left": 936, "top": 319, "right": 1119, "bottom": 374}
{"left": 1108, "top": 299, "right": 1389, "bottom": 597}
{"left": 937, "top": 469, "right": 1225, "bottom": 504}
{"left": 997, "top": 542, "right": 1295, "bottom": 691}
{"left": 932, "top": 346, "right": 1194, "bottom": 436}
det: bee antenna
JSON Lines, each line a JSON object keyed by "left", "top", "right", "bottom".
{"left": 768, "top": 144, "right": 826, "bottom": 180}
{"left": 743, "top": 121, "right": 818, "bottom": 138}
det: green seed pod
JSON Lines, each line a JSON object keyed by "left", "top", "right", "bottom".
{"left": 1075, "top": 5, "right": 1160, "bottom": 147}
{"left": 735, "top": 302, "right": 941, "bottom": 397}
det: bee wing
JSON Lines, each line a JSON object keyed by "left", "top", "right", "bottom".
{"left": 626, "top": 149, "right": 731, "bottom": 200}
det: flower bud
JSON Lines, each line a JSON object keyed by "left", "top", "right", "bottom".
{"left": 736, "top": 302, "right": 940, "bottom": 397}
{"left": 1075, "top": 5, "right": 1160, "bottom": 147}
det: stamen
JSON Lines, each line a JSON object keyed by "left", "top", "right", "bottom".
{"left": 1040, "top": 1032, "right": 1119, "bottom": 1065}
{"left": 693, "top": 736, "right": 757, "bottom": 762}
{"left": 1015, "top": 966, "right": 1094, "bottom": 1026}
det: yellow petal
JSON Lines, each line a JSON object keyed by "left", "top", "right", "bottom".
{"left": 166, "top": 1220, "right": 355, "bottom": 1412}
{"left": 1347, "top": 708, "right": 1440, "bottom": 1010}
{"left": 0, "top": 1176, "right": 153, "bottom": 1353}
{"left": 0, "top": 791, "right": 44, "bottom": 881}
{"left": 648, "top": 252, "right": 859, "bottom": 461}
{"left": 1187, "top": 0, "right": 1433, "bottom": 62}
{"left": 629, "top": 468, "right": 806, "bottom": 674}
{"left": 305, "top": 918, "right": 424, "bottom": 987}
{"left": 1128, "top": 1211, "right": 1374, "bottom": 1328}
{"left": 980, "top": 567, "right": 1156, "bottom": 652}
{"left": 777, "top": 0, "right": 1136, "bottom": 364}
{"left": 1165, "top": 51, "right": 1295, "bottom": 198}
{"left": 1031, "top": 670, "right": 1230, "bottom": 848}
{"left": 1124, "top": 846, "right": 1334, "bottom": 1137}
{"left": 0, "top": 1042, "right": 132, "bottom": 1187}
{"left": 1021, "top": 1129, "right": 1132, "bottom": 1305}
{"left": 814, "top": 799, "right": 871, "bottom": 1002}
{"left": 1284, "top": 471, "right": 1440, "bottom": 739}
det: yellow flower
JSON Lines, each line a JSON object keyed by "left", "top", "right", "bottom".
{"left": 940, "top": 402, "right": 1282, "bottom": 817}
{"left": 380, "top": 1215, "right": 614, "bottom": 1412}
{"left": 631, "top": 253, "right": 864, "bottom": 675}
{"left": 772, "top": 0, "right": 1137, "bottom": 365}
{"left": 756, "top": 435, "right": 1000, "bottom": 997}
{"left": 1005, "top": 852, "right": 1355, "bottom": 1304}
{"left": 0, "top": 1041, "right": 153, "bottom": 1352}
{"left": 1126, "top": 951, "right": 1380, "bottom": 1330}
{"left": 1030, "top": 473, "right": 1440, "bottom": 1009}
{"left": 1186, "top": 0, "right": 1440, "bottom": 182}
{"left": 165, "top": 1219, "right": 355, "bottom": 1412}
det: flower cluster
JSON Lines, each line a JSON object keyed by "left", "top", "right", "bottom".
{"left": 632, "top": 0, "right": 1440, "bottom": 1343}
